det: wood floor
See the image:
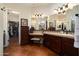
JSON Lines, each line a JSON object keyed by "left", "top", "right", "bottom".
{"left": 4, "top": 37, "right": 58, "bottom": 56}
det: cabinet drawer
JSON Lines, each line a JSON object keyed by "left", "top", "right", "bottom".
{"left": 63, "top": 37, "right": 74, "bottom": 43}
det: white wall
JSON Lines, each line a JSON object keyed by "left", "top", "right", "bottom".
{"left": 3, "top": 4, "right": 32, "bottom": 27}
{"left": 31, "top": 3, "right": 64, "bottom": 16}
{"left": 3, "top": 10, "right": 9, "bottom": 47}
{"left": 8, "top": 12, "right": 19, "bottom": 22}
{"left": 65, "top": 5, "right": 79, "bottom": 31}
{"left": 48, "top": 5, "right": 79, "bottom": 31}
{"left": 0, "top": 10, "right": 3, "bottom": 56}
{"left": 3, "top": 3, "right": 64, "bottom": 28}
{"left": 2, "top": 4, "right": 32, "bottom": 45}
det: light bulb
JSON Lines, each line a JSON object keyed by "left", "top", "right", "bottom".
{"left": 53, "top": 9, "right": 58, "bottom": 14}
{"left": 68, "top": 3, "right": 78, "bottom": 9}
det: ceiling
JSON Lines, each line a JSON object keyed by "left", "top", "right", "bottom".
{"left": 4, "top": 3, "right": 63, "bottom": 8}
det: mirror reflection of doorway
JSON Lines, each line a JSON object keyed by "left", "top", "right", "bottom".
{"left": 8, "top": 21, "right": 19, "bottom": 45}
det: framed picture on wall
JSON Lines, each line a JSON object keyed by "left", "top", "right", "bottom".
{"left": 39, "top": 23, "right": 46, "bottom": 30}
{"left": 21, "top": 18, "right": 28, "bottom": 26}
{"left": 49, "top": 22, "right": 53, "bottom": 27}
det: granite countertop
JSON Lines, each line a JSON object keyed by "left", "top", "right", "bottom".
{"left": 29, "top": 31, "right": 74, "bottom": 39}
{"left": 44, "top": 31, "right": 74, "bottom": 39}
{"left": 29, "top": 31, "right": 43, "bottom": 36}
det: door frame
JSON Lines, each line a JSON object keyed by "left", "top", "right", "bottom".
{"left": 7, "top": 10, "right": 20, "bottom": 45}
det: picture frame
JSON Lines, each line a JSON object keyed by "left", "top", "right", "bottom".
{"left": 21, "top": 18, "right": 28, "bottom": 26}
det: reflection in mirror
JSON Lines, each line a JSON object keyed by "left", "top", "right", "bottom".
{"left": 48, "top": 14, "right": 72, "bottom": 33}
{"left": 71, "top": 20, "right": 75, "bottom": 33}
{"left": 48, "top": 21, "right": 56, "bottom": 31}
{"left": 31, "top": 16, "right": 48, "bottom": 31}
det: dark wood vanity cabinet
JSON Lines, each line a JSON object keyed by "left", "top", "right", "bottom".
{"left": 43, "top": 34, "right": 62, "bottom": 54}
{"left": 62, "top": 37, "right": 78, "bottom": 56}
{"left": 43, "top": 34, "right": 51, "bottom": 48}
{"left": 21, "top": 26, "right": 29, "bottom": 45}
{"left": 43, "top": 34, "right": 78, "bottom": 56}
{"left": 49, "top": 35, "right": 61, "bottom": 54}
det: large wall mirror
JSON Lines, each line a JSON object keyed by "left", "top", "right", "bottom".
{"left": 30, "top": 5, "right": 78, "bottom": 33}
{"left": 49, "top": 14, "right": 72, "bottom": 32}
{"left": 31, "top": 14, "right": 74, "bottom": 33}
{"left": 31, "top": 16, "right": 48, "bottom": 31}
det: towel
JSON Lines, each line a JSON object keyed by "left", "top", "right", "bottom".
{"left": 74, "top": 35, "right": 79, "bottom": 48}
{"left": 74, "top": 16, "right": 79, "bottom": 48}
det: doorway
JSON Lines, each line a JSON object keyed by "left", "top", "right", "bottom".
{"left": 4, "top": 10, "right": 20, "bottom": 55}
{"left": 7, "top": 10, "right": 20, "bottom": 46}
{"left": 8, "top": 21, "right": 19, "bottom": 45}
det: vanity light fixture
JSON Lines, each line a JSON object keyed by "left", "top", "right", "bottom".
{"left": 1, "top": 6, "right": 6, "bottom": 11}
{"left": 60, "top": 7, "right": 63, "bottom": 10}
{"left": 63, "top": 4, "right": 68, "bottom": 11}
{"left": 53, "top": 9, "right": 58, "bottom": 14}
{"left": 53, "top": 3, "right": 78, "bottom": 15}
{"left": 65, "top": 4, "right": 68, "bottom": 8}
{"left": 32, "top": 13, "right": 43, "bottom": 18}
{"left": 54, "top": 4, "right": 68, "bottom": 15}
{"left": 62, "top": 10, "right": 65, "bottom": 13}
{"left": 58, "top": 7, "right": 63, "bottom": 14}
{"left": 58, "top": 12, "right": 61, "bottom": 14}
{"left": 68, "top": 3, "right": 77, "bottom": 9}
{"left": 34, "top": 14, "right": 42, "bottom": 17}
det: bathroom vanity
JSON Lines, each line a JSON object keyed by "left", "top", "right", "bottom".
{"left": 28, "top": 31, "right": 78, "bottom": 56}
{"left": 43, "top": 31, "right": 78, "bottom": 56}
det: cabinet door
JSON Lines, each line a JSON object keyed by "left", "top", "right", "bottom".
{"left": 43, "top": 34, "right": 62, "bottom": 54}
{"left": 62, "top": 38, "right": 78, "bottom": 56}
{"left": 50, "top": 35, "right": 61, "bottom": 54}
{"left": 43, "top": 34, "right": 50, "bottom": 47}
{"left": 21, "top": 26, "right": 29, "bottom": 45}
